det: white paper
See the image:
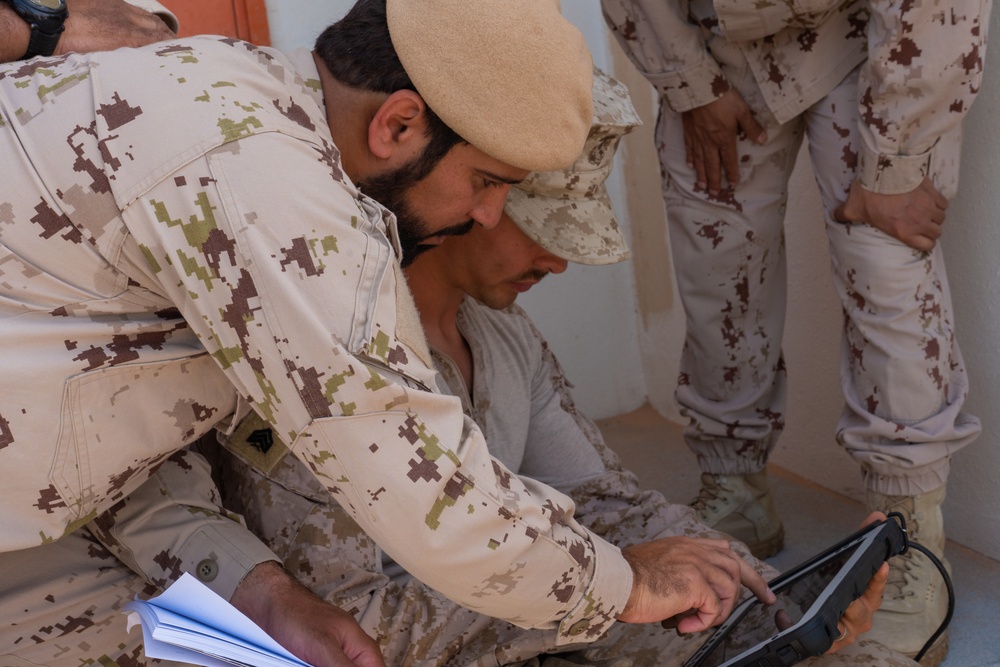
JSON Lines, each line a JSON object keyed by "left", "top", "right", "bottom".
{"left": 124, "top": 572, "right": 311, "bottom": 667}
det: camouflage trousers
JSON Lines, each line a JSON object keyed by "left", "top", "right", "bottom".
{"left": 0, "top": 528, "right": 185, "bottom": 667}
{"left": 660, "top": 53, "right": 980, "bottom": 495}
{"left": 220, "top": 452, "right": 917, "bottom": 667}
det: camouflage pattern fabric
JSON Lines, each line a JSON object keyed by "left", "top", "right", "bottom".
{"left": 0, "top": 34, "right": 632, "bottom": 655}
{"left": 601, "top": 0, "right": 984, "bottom": 494}
{"left": 601, "top": 0, "right": 989, "bottom": 193}
{"left": 504, "top": 69, "right": 640, "bottom": 266}
{"left": 218, "top": 300, "right": 918, "bottom": 666}
{"left": 0, "top": 529, "right": 184, "bottom": 667}
{"left": 0, "top": 447, "right": 245, "bottom": 667}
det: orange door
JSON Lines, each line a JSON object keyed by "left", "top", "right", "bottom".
{"left": 159, "top": 0, "right": 270, "bottom": 45}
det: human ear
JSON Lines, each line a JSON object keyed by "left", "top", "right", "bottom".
{"left": 367, "top": 89, "right": 429, "bottom": 160}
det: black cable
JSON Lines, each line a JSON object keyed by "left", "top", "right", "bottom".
{"left": 909, "top": 541, "right": 955, "bottom": 663}
{"left": 885, "top": 511, "right": 955, "bottom": 663}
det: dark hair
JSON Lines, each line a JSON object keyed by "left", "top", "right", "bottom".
{"left": 315, "top": 0, "right": 463, "bottom": 179}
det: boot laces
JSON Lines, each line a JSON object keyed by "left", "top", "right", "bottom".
{"left": 885, "top": 549, "right": 921, "bottom": 599}
{"left": 882, "top": 495, "right": 924, "bottom": 600}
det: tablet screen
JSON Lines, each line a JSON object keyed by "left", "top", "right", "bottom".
{"left": 692, "top": 541, "right": 861, "bottom": 667}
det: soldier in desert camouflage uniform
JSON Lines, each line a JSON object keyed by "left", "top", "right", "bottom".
{"left": 214, "top": 70, "right": 915, "bottom": 667}
{"left": 600, "top": 0, "right": 989, "bottom": 663}
{"left": 0, "top": 1, "right": 789, "bottom": 666}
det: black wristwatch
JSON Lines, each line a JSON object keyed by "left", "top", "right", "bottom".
{"left": 4, "top": 0, "right": 68, "bottom": 60}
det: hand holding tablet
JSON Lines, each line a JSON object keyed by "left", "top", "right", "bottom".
{"left": 682, "top": 515, "right": 908, "bottom": 667}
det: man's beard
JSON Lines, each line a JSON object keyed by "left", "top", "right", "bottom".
{"left": 359, "top": 159, "right": 474, "bottom": 268}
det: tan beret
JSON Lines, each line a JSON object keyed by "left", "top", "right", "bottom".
{"left": 505, "top": 69, "right": 641, "bottom": 265}
{"left": 386, "top": 0, "right": 593, "bottom": 172}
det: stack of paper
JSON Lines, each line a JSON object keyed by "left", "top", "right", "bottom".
{"left": 125, "top": 572, "right": 312, "bottom": 667}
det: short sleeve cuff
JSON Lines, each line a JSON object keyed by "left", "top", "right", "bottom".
{"left": 858, "top": 142, "right": 934, "bottom": 195}
{"left": 554, "top": 536, "right": 634, "bottom": 646}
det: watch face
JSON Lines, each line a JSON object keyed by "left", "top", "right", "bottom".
{"left": 30, "top": 0, "right": 66, "bottom": 9}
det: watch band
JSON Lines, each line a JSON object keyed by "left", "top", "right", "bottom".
{"left": 24, "top": 21, "right": 63, "bottom": 59}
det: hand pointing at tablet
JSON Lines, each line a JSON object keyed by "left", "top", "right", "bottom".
{"left": 618, "top": 536, "right": 776, "bottom": 633}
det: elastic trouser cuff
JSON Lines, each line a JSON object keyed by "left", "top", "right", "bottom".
{"left": 688, "top": 435, "right": 777, "bottom": 476}
{"left": 860, "top": 460, "right": 950, "bottom": 497}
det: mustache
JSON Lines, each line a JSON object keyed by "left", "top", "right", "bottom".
{"left": 400, "top": 220, "right": 477, "bottom": 269}
{"left": 513, "top": 269, "right": 550, "bottom": 283}
{"left": 419, "top": 219, "right": 475, "bottom": 242}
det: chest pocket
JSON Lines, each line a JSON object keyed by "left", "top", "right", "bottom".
{"left": 52, "top": 353, "right": 238, "bottom": 520}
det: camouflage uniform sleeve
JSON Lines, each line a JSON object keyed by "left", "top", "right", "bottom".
{"left": 600, "top": 0, "right": 729, "bottom": 112}
{"left": 124, "top": 133, "right": 633, "bottom": 644}
{"left": 87, "top": 446, "right": 280, "bottom": 602}
{"left": 857, "top": 0, "right": 991, "bottom": 194}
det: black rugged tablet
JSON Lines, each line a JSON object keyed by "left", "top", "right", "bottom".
{"left": 682, "top": 517, "right": 907, "bottom": 667}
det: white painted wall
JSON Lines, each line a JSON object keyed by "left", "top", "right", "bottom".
{"left": 264, "top": 2, "right": 346, "bottom": 51}
{"left": 264, "top": 2, "right": 1000, "bottom": 559}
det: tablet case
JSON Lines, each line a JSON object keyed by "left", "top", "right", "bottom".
{"left": 683, "top": 517, "right": 907, "bottom": 667}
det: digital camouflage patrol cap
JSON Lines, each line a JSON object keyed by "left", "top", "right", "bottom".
{"left": 504, "top": 69, "right": 641, "bottom": 266}
{"left": 385, "top": 0, "right": 593, "bottom": 172}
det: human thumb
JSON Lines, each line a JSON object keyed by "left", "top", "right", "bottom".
{"left": 832, "top": 203, "right": 850, "bottom": 224}
{"left": 742, "top": 114, "right": 767, "bottom": 145}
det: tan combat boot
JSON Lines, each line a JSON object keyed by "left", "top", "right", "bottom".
{"left": 691, "top": 472, "right": 785, "bottom": 559}
{"left": 867, "top": 486, "right": 951, "bottom": 667}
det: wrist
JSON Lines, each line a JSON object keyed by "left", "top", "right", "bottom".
{"left": 619, "top": 546, "right": 643, "bottom": 622}
{"left": 0, "top": 3, "right": 31, "bottom": 63}
{"left": 2, "top": 0, "right": 68, "bottom": 60}
{"left": 231, "top": 560, "right": 285, "bottom": 626}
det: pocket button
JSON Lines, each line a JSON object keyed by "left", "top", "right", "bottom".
{"left": 195, "top": 558, "right": 219, "bottom": 582}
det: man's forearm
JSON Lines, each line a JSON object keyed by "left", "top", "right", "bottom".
{"left": 1, "top": 0, "right": 176, "bottom": 65}
{"left": 232, "top": 561, "right": 387, "bottom": 667}
{"left": 0, "top": 4, "right": 31, "bottom": 63}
